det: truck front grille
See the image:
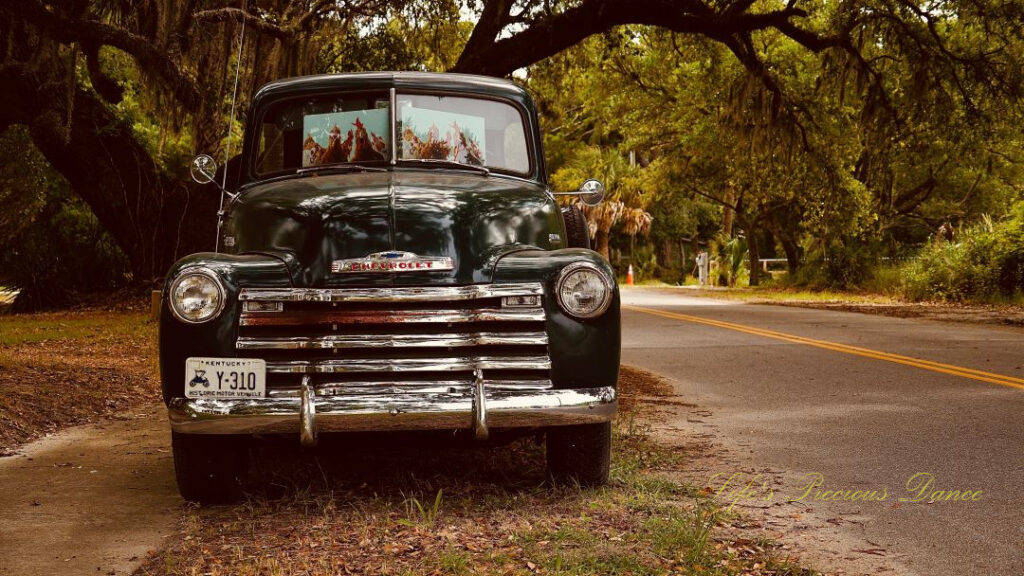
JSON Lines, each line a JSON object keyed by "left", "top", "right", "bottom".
{"left": 236, "top": 284, "right": 551, "bottom": 397}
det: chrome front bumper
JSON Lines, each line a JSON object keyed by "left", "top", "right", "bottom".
{"left": 168, "top": 377, "right": 616, "bottom": 445}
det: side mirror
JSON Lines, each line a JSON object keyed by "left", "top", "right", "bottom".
{"left": 189, "top": 154, "right": 237, "bottom": 200}
{"left": 551, "top": 178, "right": 606, "bottom": 205}
{"left": 578, "top": 179, "right": 605, "bottom": 206}
{"left": 190, "top": 154, "right": 218, "bottom": 185}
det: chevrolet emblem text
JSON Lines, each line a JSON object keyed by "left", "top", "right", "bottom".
{"left": 331, "top": 251, "right": 455, "bottom": 273}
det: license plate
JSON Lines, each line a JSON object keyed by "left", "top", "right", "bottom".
{"left": 185, "top": 357, "right": 266, "bottom": 399}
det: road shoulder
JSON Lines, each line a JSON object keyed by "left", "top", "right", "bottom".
{"left": 632, "top": 365, "right": 919, "bottom": 576}
{"left": 624, "top": 285, "right": 1024, "bottom": 329}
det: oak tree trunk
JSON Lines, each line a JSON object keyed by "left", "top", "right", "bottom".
{"left": 0, "top": 65, "right": 218, "bottom": 285}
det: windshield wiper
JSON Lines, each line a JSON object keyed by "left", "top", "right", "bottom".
{"left": 398, "top": 158, "right": 490, "bottom": 175}
{"left": 295, "top": 162, "right": 388, "bottom": 175}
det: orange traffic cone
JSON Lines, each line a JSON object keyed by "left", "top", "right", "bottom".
{"left": 626, "top": 264, "right": 634, "bottom": 285}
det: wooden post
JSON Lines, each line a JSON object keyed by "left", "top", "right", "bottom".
{"left": 151, "top": 290, "right": 162, "bottom": 321}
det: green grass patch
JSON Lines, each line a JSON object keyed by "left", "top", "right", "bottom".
{"left": 435, "top": 547, "right": 472, "bottom": 575}
{"left": 0, "top": 310, "right": 150, "bottom": 347}
{"left": 540, "top": 550, "right": 657, "bottom": 575}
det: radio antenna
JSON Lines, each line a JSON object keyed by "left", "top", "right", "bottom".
{"left": 215, "top": 2, "right": 247, "bottom": 252}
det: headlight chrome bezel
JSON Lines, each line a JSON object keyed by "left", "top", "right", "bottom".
{"left": 555, "top": 262, "right": 613, "bottom": 319}
{"left": 168, "top": 267, "right": 226, "bottom": 324}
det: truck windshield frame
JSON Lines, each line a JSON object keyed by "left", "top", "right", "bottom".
{"left": 251, "top": 89, "right": 534, "bottom": 180}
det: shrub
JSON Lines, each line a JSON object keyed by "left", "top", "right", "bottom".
{"left": 792, "top": 238, "right": 877, "bottom": 290}
{"left": 898, "top": 206, "right": 1024, "bottom": 302}
{"left": 1, "top": 189, "right": 131, "bottom": 311}
{"left": 0, "top": 127, "right": 131, "bottom": 311}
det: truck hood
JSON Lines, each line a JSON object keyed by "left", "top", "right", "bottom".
{"left": 225, "top": 171, "right": 560, "bottom": 286}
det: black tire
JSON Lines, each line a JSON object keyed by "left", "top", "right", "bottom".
{"left": 546, "top": 422, "right": 611, "bottom": 487}
{"left": 172, "top": 432, "right": 249, "bottom": 505}
{"left": 561, "top": 205, "right": 591, "bottom": 249}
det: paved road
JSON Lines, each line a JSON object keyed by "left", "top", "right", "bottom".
{"left": 621, "top": 287, "right": 1023, "bottom": 576}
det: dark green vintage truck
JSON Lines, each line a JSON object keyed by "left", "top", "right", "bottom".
{"left": 160, "top": 72, "right": 620, "bottom": 503}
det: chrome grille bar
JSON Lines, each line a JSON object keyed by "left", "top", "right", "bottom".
{"left": 240, "top": 283, "right": 544, "bottom": 303}
{"left": 267, "top": 356, "right": 551, "bottom": 374}
{"left": 237, "top": 331, "right": 548, "bottom": 350}
{"left": 238, "top": 283, "right": 552, "bottom": 391}
{"left": 239, "top": 307, "right": 545, "bottom": 327}
{"left": 267, "top": 379, "right": 554, "bottom": 398}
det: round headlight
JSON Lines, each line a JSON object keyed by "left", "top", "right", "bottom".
{"left": 168, "top": 268, "right": 225, "bottom": 324}
{"left": 555, "top": 262, "right": 613, "bottom": 319}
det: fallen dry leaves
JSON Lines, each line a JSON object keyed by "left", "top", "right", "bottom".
{"left": 132, "top": 367, "right": 819, "bottom": 576}
{"left": 0, "top": 308, "right": 159, "bottom": 453}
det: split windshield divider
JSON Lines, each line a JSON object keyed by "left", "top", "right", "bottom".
{"left": 389, "top": 87, "right": 397, "bottom": 166}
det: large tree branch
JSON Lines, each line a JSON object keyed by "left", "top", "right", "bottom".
{"left": 296, "top": 0, "right": 339, "bottom": 31}
{"left": 193, "top": 7, "right": 293, "bottom": 41}
{"left": 451, "top": 0, "right": 835, "bottom": 77}
{"left": 193, "top": 0, "right": 387, "bottom": 41}
{"left": 685, "top": 182, "right": 741, "bottom": 213}
{"left": 2, "top": 0, "right": 201, "bottom": 109}
{"left": 893, "top": 174, "right": 941, "bottom": 214}
{"left": 455, "top": 0, "right": 516, "bottom": 70}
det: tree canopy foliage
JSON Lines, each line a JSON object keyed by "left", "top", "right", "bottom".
{"left": 1, "top": 0, "right": 1022, "bottom": 305}
{"left": 524, "top": 3, "right": 1024, "bottom": 286}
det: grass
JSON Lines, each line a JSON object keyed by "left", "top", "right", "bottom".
{"left": 621, "top": 266, "right": 1024, "bottom": 310}
{"left": 0, "top": 309, "right": 151, "bottom": 346}
{"left": 400, "top": 489, "right": 445, "bottom": 527}
{"left": 132, "top": 366, "right": 820, "bottom": 576}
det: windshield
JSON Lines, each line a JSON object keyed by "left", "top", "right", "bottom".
{"left": 253, "top": 91, "right": 531, "bottom": 177}
{"left": 396, "top": 93, "right": 530, "bottom": 174}
{"left": 255, "top": 91, "right": 391, "bottom": 176}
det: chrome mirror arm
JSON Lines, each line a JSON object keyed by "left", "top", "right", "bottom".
{"left": 549, "top": 179, "right": 605, "bottom": 206}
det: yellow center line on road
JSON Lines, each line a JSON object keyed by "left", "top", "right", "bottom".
{"left": 624, "top": 304, "right": 1024, "bottom": 391}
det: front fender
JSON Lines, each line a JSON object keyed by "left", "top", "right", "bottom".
{"left": 493, "top": 249, "right": 621, "bottom": 390}
{"left": 159, "top": 253, "right": 293, "bottom": 404}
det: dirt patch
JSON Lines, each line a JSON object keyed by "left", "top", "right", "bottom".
{"left": 618, "top": 365, "right": 697, "bottom": 429}
{"left": 0, "top": 309, "right": 158, "bottom": 454}
{"left": 617, "top": 364, "right": 677, "bottom": 413}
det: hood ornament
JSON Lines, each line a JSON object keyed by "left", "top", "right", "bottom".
{"left": 332, "top": 251, "right": 455, "bottom": 273}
